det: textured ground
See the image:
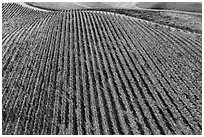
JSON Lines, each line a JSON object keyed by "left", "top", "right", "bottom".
{"left": 2, "top": 3, "right": 202, "bottom": 135}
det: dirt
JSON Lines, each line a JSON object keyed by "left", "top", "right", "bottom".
{"left": 159, "top": 11, "right": 202, "bottom": 33}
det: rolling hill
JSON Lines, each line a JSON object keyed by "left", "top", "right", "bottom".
{"left": 136, "top": 2, "right": 202, "bottom": 13}
{"left": 2, "top": 2, "right": 202, "bottom": 135}
{"left": 25, "top": 2, "right": 202, "bottom": 13}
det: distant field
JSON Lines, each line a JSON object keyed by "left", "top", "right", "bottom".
{"left": 25, "top": 2, "right": 113, "bottom": 10}
{"left": 105, "top": 2, "right": 138, "bottom": 9}
{"left": 25, "top": 2, "right": 140, "bottom": 10}
{"left": 25, "top": 2, "right": 202, "bottom": 13}
{"left": 137, "top": 2, "right": 202, "bottom": 13}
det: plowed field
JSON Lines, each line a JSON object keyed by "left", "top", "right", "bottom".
{"left": 2, "top": 3, "right": 202, "bottom": 135}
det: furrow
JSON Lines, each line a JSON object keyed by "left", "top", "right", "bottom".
{"left": 125, "top": 18, "right": 201, "bottom": 113}
{"left": 114, "top": 15, "right": 201, "bottom": 134}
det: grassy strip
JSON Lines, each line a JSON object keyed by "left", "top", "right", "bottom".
{"left": 25, "top": 2, "right": 58, "bottom": 11}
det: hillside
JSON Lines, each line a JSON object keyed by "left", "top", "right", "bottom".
{"left": 22, "top": 2, "right": 202, "bottom": 34}
{"left": 25, "top": 2, "right": 202, "bottom": 13}
{"left": 104, "top": 2, "right": 139, "bottom": 9}
{"left": 2, "top": 3, "right": 202, "bottom": 135}
{"left": 25, "top": 2, "right": 114, "bottom": 10}
{"left": 137, "top": 2, "right": 202, "bottom": 13}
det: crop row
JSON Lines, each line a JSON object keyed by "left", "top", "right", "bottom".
{"left": 2, "top": 3, "right": 47, "bottom": 21}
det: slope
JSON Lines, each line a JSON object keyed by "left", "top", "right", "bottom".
{"left": 2, "top": 3, "right": 202, "bottom": 135}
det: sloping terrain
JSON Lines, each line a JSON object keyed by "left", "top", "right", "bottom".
{"left": 2, "top": 3, "right": 202, "bottom": 135}
{"left": 22, "top": 2, "right": 202, "bottom": 34}
{"left": 86, "top": 8, "right": 202, "bottom": 34}
{"left": 25, "top": 2, "right": 113, "bottom": 10}
{"left": 136, "top": 2, "right": 202, "bottom": 13}
{"left": 104, "top": 2, "right": 139, "bottom": 9}
{"left": 25, "top": 2, "right": 141, "bottom": 10}
{"left": 25, "top": 2, "right": 202, "bottom": 13}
